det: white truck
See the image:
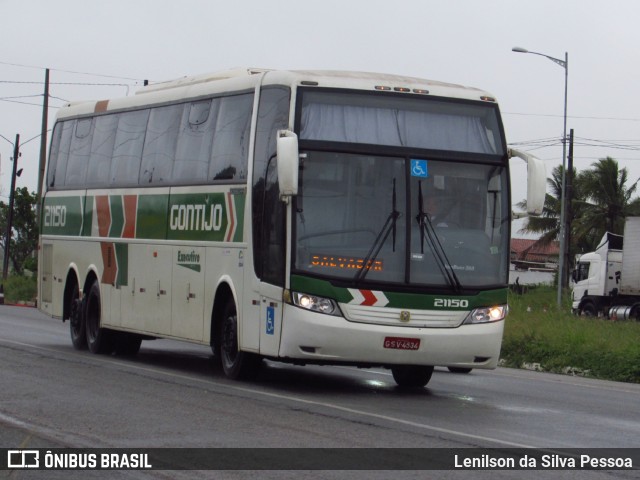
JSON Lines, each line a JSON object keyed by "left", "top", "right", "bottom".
{"left": 572, "top": 217, "right": 640, "bottom": 320}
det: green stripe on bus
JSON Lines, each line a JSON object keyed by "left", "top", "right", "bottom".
{"left": 233, "top": 193, "right": 246, "bottom": 242}
{"left": 109, "top": 195, "right": 124, "bottom": 238}
{"left": 43, "top": 191, "right": 246, "bottom": 243}
{"left": 136, "top": 194, "right": 169, "bottom": 239}
{"left": 82, "top": 195, "right": 93, "bottom": 237}
{"left": 290, "top": 274, "right": 508, "bottom": 309}
{"left": 167, "top": 193, "right": 228, "bottom": 242}
{"left": 41, "top": 196, "right": 84, "bottom": 236}
{"left": 115, "top": 243, "right": 128, "bottom": 287}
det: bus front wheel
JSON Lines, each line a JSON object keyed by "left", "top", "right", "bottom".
{"left": 220, "top": 300, "right": 260, "bottom": 380}
{"left": 391, "top": 365, "right": 434, "bottom": 388}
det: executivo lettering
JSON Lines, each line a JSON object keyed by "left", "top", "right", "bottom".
{"left": 177, "top": 250, "right": 200, "bottom": 263}
{"left": 177, "top": 250, "right": 201, "bottom": 272}
{"left": 169, "top": 203, "right": 223, "bottom": 232}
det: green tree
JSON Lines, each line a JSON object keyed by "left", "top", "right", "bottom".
{"left": 518, "top": 157, "right": 640, "bottom": 261}
{"left": 517, "top": 165, "right": 587, "bottom": 251}
{"left": 573, "top": 157, "right": 639, "bottom": 248}
{"left": 0, "top": 187, "right": 39, "bottom": 275}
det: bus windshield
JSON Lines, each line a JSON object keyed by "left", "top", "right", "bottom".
{"left": 293, "top": 152, "right": 509, "bottom": 289}
{"left": 293, "top": 90, "right": 508, "bottom": 290}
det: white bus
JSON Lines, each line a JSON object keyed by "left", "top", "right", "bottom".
{"left": 38, "top": 68, "right": 545, "bottom": 387}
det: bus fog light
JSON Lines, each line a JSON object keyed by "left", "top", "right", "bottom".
{"left": 291, "top": 292, "right": 340, "bottom": 316}
{"left": 463, "top": 305, "right": 508, "bottom": 324}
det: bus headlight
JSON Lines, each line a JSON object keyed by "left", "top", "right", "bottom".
{"left": 462, "top": 305, "right": 508, "bottom": 324}
{"left": 290, "top": 292, "right": 340, "bottom": 316}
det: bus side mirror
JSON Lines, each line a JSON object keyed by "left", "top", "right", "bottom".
{"left": 509, "top": 148, "right": 546, "bottom": 216}
{"left": 277, "top": 130, "right": 299, "bottom": 198}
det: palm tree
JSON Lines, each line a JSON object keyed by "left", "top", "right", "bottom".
{"left": 516, "top": 157, "right": 639, "bottom": 289}
{"left": 517, "top": 165, "right": 582, "bottom": 247}
{"left": 574, "top": 157, "right": 639, "bottom": 247}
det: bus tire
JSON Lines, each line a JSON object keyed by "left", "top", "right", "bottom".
{"left": 220, "top": 299, "right": 260, "bottom": 380}
{"left": 391, "top": 365, "right": 434, "bottom": 388}
{"left": 68, "top": 282, "right": 86, "bottom": 350}
{"left": 84, "top": 280, "right": 114, "bottom": 354}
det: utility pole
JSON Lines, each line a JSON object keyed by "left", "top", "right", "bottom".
{"left": 3, "top": 134, "right": 20, "bottom": 280}
{"left": 37, "top": 68, "right": 50, "bottom": 226}
{"left": 563, "top": 129, "right": 574, "bottom": 290}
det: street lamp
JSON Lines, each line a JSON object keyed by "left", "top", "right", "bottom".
{"left": 512, "top": 46, "right": 569, "bottom": 307}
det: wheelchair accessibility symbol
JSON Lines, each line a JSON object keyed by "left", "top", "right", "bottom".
{"left": 411, "top": 159, "right": 428, "bottom": 178}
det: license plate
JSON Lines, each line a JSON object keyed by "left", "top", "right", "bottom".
{"left": 383, "top": 337, "right": 421, "bottom": 350}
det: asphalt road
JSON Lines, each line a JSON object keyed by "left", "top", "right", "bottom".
{"left": 0, "top": 305, "right": 638, "bottom": 480}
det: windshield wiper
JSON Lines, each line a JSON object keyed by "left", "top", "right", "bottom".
{"left": 354, "top": 178, "right": 400, "bottom": 284}
{"left": 416, "top": 181, "right": 462, "bottom": 293}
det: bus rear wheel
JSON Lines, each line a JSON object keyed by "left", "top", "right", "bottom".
{"left": 68, "top": 283, "right": 86, "bottom": 350}
{"left": 220, "top": 299, "right": 260, "bottom": 380}
{"left": 391, "top": 365, "right": 434, "bottom": 388}
{"left": 84, "top": 280, "right": 114, "bottom": 354}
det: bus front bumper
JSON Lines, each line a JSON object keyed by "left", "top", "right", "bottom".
{"left": 277, "top": 304, "right": 504, "bottom": 369}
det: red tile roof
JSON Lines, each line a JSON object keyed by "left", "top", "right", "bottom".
{"left": 511, "top": 238, "right": 559, "bottom": 263}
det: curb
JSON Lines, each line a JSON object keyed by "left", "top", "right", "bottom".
{"left": 1, "top": 301, "right": 37, "bottom": 308}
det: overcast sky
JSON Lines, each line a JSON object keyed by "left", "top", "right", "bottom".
{"left": 1, "top": 0, "right": 639, "bottom": 237}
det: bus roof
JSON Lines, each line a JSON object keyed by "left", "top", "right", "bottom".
{"left": 55, "top": 68, "right": 497, "bottom": 120}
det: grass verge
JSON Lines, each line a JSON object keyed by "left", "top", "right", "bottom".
{"left": 503, "top": 286, "right": 640, "bottom": 383}
{"left": 2, "top": 275, "right": 37, "bottom": 305}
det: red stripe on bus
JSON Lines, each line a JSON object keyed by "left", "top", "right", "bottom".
{"left": 100, "top": 242, "right": 117, "bottom": 285}
{"left": 360, "top": 290, "right": 377, "bottom": 306}
{"left": 94, "top": 100, "right": 109, "bottom": 113}
{"left": 122, "top": 195, "right": 138, "bottom": 238}
{"left": 95, "top": 196, "right": 111, "bottom": 238}
{"left": 225, "top": 192, "right": 235, "bottom": 242}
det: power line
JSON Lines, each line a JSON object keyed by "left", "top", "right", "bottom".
{"left": 509, "top": 136, "right": 640, "bottom": 151}
{"left": 504, "top": 111, "right": 640, "bottom": 122}
{"left": 0, "top": 60, "right": 146, "bottom": 82}
{"left": 0, "top": 94, "right": 42, "bottom": 100}
{"left": 0, "top": 98, "right": 61, "bottom": 108}
{"left": 0, "top": 80, "right": 137, "bottom": 87}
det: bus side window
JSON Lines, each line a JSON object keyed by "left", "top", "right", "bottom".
{"left": 47, "top": 123, "right": 63, "bottom": 188}
{"left": 87, "top": 114, "right": 118, "bottom": 186}
{"left": 252, "top": 86, "right": 291, "bottom": 281}
{"left": 110, "top": 109, "right": 149, "bottom": 186}
{"left": 209, "top": 94, "right": 253, "bottom": 181}
{"left": 173, "top": 99, "right": 219, "bottom": 183}
{"left": 65, "top": 118, "right": 93, "bottom": 188}
{"left": 140, "top": 104, "right": 183, "bottom": 184}
{"left": 49, "top": 121, "right": 75, "bottom": 188}
{"left": 261, "top": 158, "right": 286, "bottom": 284}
